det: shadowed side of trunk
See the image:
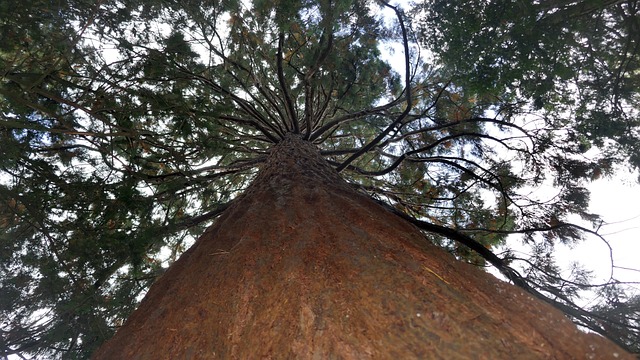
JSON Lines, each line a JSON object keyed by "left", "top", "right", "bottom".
{"left": 93, "top": 135, "right": 632, "bottom": 359}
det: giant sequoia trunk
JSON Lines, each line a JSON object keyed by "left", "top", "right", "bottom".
{"left": 93, "top": 135, "right": 631, "bottom": 359}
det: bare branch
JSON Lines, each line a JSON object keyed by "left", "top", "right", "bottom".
{"left": 277, "top": 33, "right": 299, "bottom": 133}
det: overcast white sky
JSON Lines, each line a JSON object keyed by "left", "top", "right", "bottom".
{"left": 561, "top": 173, "right": 640, "bottom": 290}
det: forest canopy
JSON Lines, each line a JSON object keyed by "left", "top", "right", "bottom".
{"left": 1, "top": 0, "right": 639, "bottom": 357}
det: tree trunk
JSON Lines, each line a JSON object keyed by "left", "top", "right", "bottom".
{"left": 93, "top": 134, "right": 632, "bottom": 359}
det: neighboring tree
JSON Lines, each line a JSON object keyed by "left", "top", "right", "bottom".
{"left": 415, "top": 0, "right": 640, "bottom": 172}
{"left": 0, "top": 0, "right": 638, "bottom": 358}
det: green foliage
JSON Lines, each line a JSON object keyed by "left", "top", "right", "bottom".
{"left": 1, "top": 0, "right": 639, "bottom": 357}
{"left": 591, "top": 286, "right": 640, "bottom": 353}
{"left": 415, "top": 0, "right": 640, "bottom": 171}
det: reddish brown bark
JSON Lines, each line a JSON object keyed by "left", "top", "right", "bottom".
{"left": 93, "top": 135, "right": 632, "bottom": 359}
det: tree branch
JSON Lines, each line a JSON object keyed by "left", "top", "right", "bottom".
{"left": 277, "top": 33, "right": 299, "bottom": 133}
{"left": 335, "top": 0, "right": 412, "bottom": 172}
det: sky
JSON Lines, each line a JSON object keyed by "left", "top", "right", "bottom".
{"left": 561, "top": 173, "right": 640, "bottom": 294}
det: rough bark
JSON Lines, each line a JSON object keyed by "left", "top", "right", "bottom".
{"left": 93, "top": 134, "right": 632, "bottom": 359}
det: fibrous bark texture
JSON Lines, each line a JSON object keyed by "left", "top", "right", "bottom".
{"left": 93, "top": 134, "right": 632, "bottom": 359}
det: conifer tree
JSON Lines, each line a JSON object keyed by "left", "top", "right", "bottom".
{"left": 1, "top": 0, "right": 638, "bottom": 357}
